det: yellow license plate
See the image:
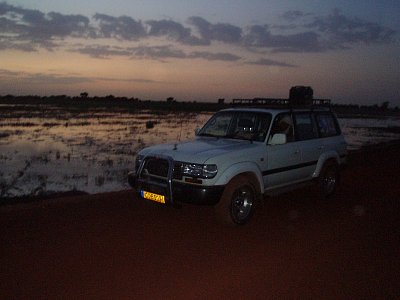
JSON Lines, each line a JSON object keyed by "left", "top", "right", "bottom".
{"left": 141, "top": 190, "right": 166, "bottom": 204}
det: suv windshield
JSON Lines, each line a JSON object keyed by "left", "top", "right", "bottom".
{"left": 198, "top": 111, "right": 272, "bottom": 142}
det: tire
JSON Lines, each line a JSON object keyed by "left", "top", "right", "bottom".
{"left": 215, "top": 175, "right": 259, "bottom": 225}
{"left": 318, "top": 161, "right": 339, "bottom": 197}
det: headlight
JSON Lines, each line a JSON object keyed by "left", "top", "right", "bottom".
{"left": 135, "top": 155, "right": 144, "bottom": 172}
{"left": 182, "top": 163, "right": 217, "bottom": 179}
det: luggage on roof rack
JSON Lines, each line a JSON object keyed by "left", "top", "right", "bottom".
{"left": 289, "top": 86, "right": 313, "bottom": 105}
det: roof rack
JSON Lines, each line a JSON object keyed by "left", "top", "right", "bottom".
{"left": 231, "top": 87, "right": 331, "bottom": 109}
{"left": 231, "top": 97, "right": 331, "bottom": 107}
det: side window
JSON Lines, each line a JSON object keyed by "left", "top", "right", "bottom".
{"left": 294, "top": 113, "right": 318, "bottom": 141}
{"left": 269, "top": 113, "right": 294, "bottom": 142}
{"left": 253, "top": 114, "right": 272, "bottom": 142}
{"left": 315, "top": 113, "right": 340, "bottom": 137}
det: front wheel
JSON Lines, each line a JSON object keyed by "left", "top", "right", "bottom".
{"left": 215, "top": 175, "right": 259, "bottom": 225}
{"left": 318, "top": 161, "right": 339, "bottom": 197}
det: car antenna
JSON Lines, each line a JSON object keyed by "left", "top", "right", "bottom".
{"left": 177, "top": 117, "right": 183, "bottom": 141}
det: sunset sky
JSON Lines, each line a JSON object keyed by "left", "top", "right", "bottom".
{"left": 1, "top": 1, "right": 399, "bottom": 105}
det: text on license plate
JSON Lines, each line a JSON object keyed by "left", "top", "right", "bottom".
{"left": 141, "top": 190, "right": 166, "bottom": 204}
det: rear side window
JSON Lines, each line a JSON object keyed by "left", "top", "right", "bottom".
{"left": 294, "top": 113, "right": 318, "bottom": 140}
{"left": 315, "top": 113, "right": 340, "bottom": 137}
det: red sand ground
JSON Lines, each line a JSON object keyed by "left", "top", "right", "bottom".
{"left": 1, "top": 143, "right": 399, "bottom": 299}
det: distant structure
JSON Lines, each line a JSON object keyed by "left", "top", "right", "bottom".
{"left": 166, "top": 97, "right": 175, "bottom": 103}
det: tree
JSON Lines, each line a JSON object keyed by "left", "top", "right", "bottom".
{"left": 80, "top": 92, "right": 88, "bottom": 98}
{"left": 380, "top": 101, "right": 389, "bottom": 110}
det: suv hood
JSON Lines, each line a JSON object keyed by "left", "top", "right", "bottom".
{"left": 139, "top": 137, "right": 259, "bottom": 163}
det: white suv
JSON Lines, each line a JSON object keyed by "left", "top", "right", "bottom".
{"left": 128, "top": 99, "right": 347, "bottom": 225}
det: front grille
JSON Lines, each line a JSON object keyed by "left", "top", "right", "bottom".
{"left": 142, "top": 158, "right": 183, "bottom": 180}
{"left": 173, "top": 162, "right": 183, "bottom": 179}
{"left": 144, "top": 157, "right": 169, "bottom": 177}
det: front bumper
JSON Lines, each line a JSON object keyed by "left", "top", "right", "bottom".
{"left": 128, "top": 171, "right": 224, "bottom": 205}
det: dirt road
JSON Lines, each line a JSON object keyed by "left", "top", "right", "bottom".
{"left": 1, "top": 143, "right": 399, "bottom": 299}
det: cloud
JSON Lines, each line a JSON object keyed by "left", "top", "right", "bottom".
{"left": 0, "top": 2, "right": 397, "bottom": 58}
{"left": 241, "top": 9, "right": 397, "bottom": 53}
{"left": 94, "top": 76, "right": 160, "bottom": 84}
{"left": 69, "top": 42, "right": 243, "bottom": 62}
{"left": 269, "top": 31, "right": 328, "bottom": 53}
{"left": 242, "top": 25, "right": 325, "bottom": 53}
{"left": 281, "top": 10, "right": 311, "bottom": 21}
{"left": 0, "top": 39, "right": 38, "bottom": 52}
{"left": 93, "top": 14, "right": 146, "bottom": 40}
{"left": 130, "top": 45, "right": 187, "bottom": 60}
{"left": 71, "top": 45, "right": 132, "bottom": 59}
{"left": 0, "top": 68, "right": 93, "bottom": 85}
{"left": 306, "top": 9, "right": 396, "bottom": 46}
{"left": 0, "top": 2, "right": 90, "bottom": 50}
{"left": 146, "top": 19, "right": 205, "bottom": 46}
{"left": 188, "top": 16, "right": 242, "bottom": 44}
{"left": 128, "top": 45, "right": 241, "bottom": 62}
{"left": 247, "top": 58, "right": 297, "bottom": 67}
{"left": 189, "top": 51, "right": 241, "bottom": 61}
{"left": 0, "top": 68, "right": 22, "bottom": 77}
{"left": 0, "top": 68, "right": 159, "bottom": 86}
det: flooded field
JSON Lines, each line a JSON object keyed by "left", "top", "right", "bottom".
{"left": 1, "top": 104, "right": 399, "bottom": 199}
{"left": 0, "top": 105, "right": 211, "bottom": 199}
{"left": 340, "top": 117, "right": 400, "bottom": 150}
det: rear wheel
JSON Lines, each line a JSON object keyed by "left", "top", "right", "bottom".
{"left": 319, "top": 161, "right": 339, "bottom": 197}
{"left": 216, "top": 175, "right": 259, "bottom": 225}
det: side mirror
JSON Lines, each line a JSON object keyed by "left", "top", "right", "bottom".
{"left": 194, "top": 128, "right": 201, "bottom": 135}
{"left": 269, "top": 133, "right": 287, "bottom": 145}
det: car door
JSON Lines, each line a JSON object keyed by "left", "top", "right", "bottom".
{"left": 264, "top": 113, "right": 303, "bottom": 189}
{"left": 315, "top": 112, "right": 346, "bottom": 156}
{"left": 293, "top": 112, "right": 322, "bottom": 180}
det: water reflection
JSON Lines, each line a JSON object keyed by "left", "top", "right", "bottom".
{"left": 0, "top": 110, "right": 211, "bottom": 198}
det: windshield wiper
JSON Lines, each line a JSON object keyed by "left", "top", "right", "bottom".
{"left": 198, "top": 133, "right": 218, "bottom": 138}
{"left": 226, "top": 132, "right": 253, "bottom": 142}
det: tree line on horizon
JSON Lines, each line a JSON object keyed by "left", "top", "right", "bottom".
{"left": 0, "top": 93, "right": 398, "bottom": 115}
